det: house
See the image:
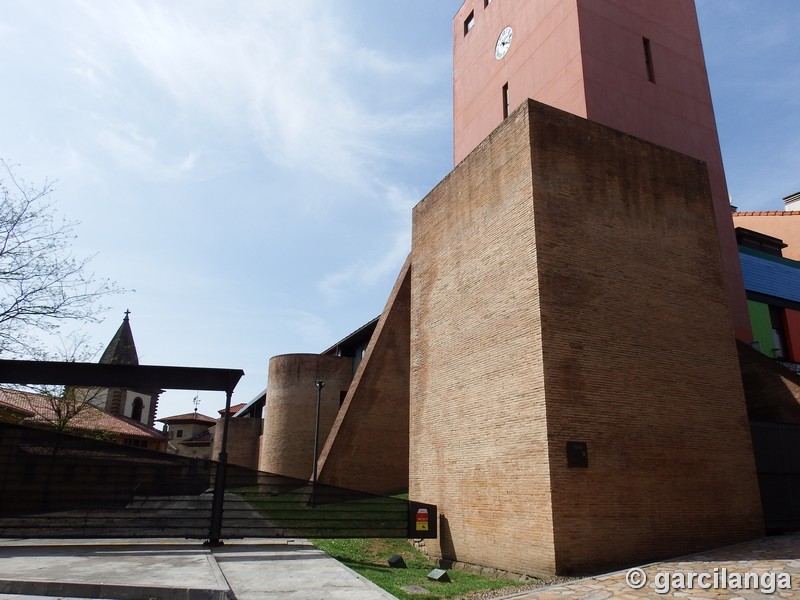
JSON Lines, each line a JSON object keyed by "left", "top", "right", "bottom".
{"left": 0, "top": 387, "right": 167, "bottom": 451}
{"left": 157, "top": 411, "right": 216, "bottom": 459}
{"left": 734, "top": 226, "right": 800, "bottom": 370}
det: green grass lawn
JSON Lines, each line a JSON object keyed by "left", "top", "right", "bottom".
{"left": 312, "top": 537, "right": 537, "bottom": 600}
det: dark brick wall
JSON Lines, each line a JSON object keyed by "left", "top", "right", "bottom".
{"left": 739, "top": 341, "right": 800, "bottom": 425}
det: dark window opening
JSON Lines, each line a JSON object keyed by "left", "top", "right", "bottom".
{"left": 464, "top": 11, "right": 475, "bottom": 35}
{"left": 643, "top": 37, "right": 655, "bottom": 83}
{"left": 176, "top": 429, "right": 183, "bottom": 438}
{"left": 770, "top": 305, "right": 787, "bottom": 359}
{"left": 502, "top": 83, "right": 510, "bottom": 119}
{"left": 131, "top": 396, "right": 144, "bottom": 422}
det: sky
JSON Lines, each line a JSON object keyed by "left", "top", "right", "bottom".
{"left": 1, "top": 1, "right": 798, "bottom": 419}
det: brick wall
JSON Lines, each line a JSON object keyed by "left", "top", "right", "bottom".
{"left": 530, "top": 100, "right": 763, "bottom": 574}
{"left": 259, "top": 354, "right": 352, "bottom": 480}
{"left": 317, "top": 256, "right": 411, "bottom": 495}
{"left": 411, "top": 102, "right": 557, "bottom": 575}
{"left": 410, "top": 99, "right": 763, "bottom": 576}
{"left": 739, "top": 341, "right": 800, "bottom": 425}
{"left": 212, "top": 417, "right": 263, "bottom": 470}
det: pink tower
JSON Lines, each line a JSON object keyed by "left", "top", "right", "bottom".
{"left": 453, "top": 0, "right": 751, "bottom": 342}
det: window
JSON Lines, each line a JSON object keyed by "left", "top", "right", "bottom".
{"left": 464, "top": 11, "right": 475, "bottom": 35}
{"left": 131, "top": 397, "right": 144, "bottom": 422}
{"left": 643, "top": 37, "right": 655, "bottom": 83}
{"left": 769, "top": 305, "right": 787, "bottom": 358}
{"left": 502, "top": 83, "right": 510, "bottom": 119}
{"left": 176, "top": 429, "right": 183, "bottom": 438}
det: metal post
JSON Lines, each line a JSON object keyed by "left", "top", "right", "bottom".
{"left": 207, "top": 386, "right": 234, "bottom": 546}
{"left": 311, "top": 379, "right": 324, "bottom": 508}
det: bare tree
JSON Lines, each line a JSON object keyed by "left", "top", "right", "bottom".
{"left": 18, "top": 332, "right": 106, "bottom": 432}
{"left": 0, "top": 159, "right": 121, "bottom": 356}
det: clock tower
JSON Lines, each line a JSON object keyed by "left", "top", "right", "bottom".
{"left": 453, "top": 0, "right": 751, "bottom": 342}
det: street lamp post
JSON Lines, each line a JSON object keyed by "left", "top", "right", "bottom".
{"left": 311, "top": 379, "right": 324, "bottom": 507}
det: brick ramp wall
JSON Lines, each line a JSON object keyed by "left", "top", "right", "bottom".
{"left": 316, "top": 256, "right": 411, "bottom": 495}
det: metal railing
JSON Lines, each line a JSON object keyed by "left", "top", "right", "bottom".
{"left": 777, "top": 359, "right": 800, "bottom": 375}
{"left": 0, "top": 421, "right": 436, "bottom": 541}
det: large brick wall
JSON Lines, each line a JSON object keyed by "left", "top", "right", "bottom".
{"left": 411, "top": 102, "right": 556, "bottom": 575}
{"left": 259, "top": 354, "right": 352, "bottom": 480}
{"left": 410, "top": 99, "right": 763, "bottom": 576}
{"left": 317, "top": 256, "right": 411, "bottom": 495}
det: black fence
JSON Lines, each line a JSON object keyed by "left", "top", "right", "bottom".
{"left": 0, "top": 421, "right": 436, "bottom": 540}
{"left": 751, "top": 421, "right": 800, "bottom": 533}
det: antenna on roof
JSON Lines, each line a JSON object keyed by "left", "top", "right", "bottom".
{"left": 193, "top": 393, "right": 200, "bottom": 415}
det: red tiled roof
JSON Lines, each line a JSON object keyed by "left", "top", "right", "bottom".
{"left": 733, "top": 211, "right": 800, "bottom": 216}
{"left": 156, "top": 411, "right": 216, "bottom": 425}
{"left": 0, "top": 388, "right": 165, "bottom": 439}
{"left": 219, "top": 403, "right": 247, "bottom": 415}
{"left": 0, "top": 397, "right": 35, "bottom": 418}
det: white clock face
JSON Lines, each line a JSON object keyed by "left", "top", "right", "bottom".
{"left": 495, "top": 26, "right": 513, "bottom": 60}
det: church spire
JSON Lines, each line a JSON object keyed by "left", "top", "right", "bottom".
{"left": 99, "top": 310, "right": 139, "bottom": 365}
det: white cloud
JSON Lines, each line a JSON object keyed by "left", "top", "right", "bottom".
{"left": 68, "top": 0, "right": 445, "bottom": 188}
{"left": 318, "top": 184, "right": 417, "bottom": 301}
{"left": 281, "top": 308, "right": 334, "bottom": 349}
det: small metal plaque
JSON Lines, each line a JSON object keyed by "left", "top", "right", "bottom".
{"left": 567, "top": 441, "right": 588, "bottom": 468}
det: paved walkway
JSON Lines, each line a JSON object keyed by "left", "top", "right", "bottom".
{"left": 2, "top": 534, "right": 800, "bottom": 600}
{"left": 502, "top": 532, "right": 800, "bottom": 599}
{"left": 0, "top": 538, "right": 395, "bottom": 600}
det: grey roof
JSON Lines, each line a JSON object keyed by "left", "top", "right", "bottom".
{"left": 99, "top": 312, "right": 139, "bottom": 366}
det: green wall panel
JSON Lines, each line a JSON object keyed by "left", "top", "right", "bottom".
{"left": 748, "top": 300, "right": 773, "bottom": 357}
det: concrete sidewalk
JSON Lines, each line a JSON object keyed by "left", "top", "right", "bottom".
{"left": 0, "top": 538, "right": 397, "bottom": 600}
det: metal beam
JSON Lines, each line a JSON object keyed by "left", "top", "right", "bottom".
{"left": 0, "top": 360, "right": 244, "bottom": 393}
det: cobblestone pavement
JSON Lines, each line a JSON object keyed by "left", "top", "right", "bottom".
{"left": 501, "top": 532, "right": 800, "bottom": 599}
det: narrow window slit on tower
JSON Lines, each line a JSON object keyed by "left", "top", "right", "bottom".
{"left": 643, "top": 37, "right": 655, "bottom": 83}
{"left": 502, "top": 83, "right": 510, "bottom": 119}
{"left": 464, "top": 11, "right": 475, "bottom": 35}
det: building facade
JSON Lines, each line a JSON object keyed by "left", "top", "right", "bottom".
{"left": 157, "top": 411, "right": 217, "bottom": 458}
{"left": 452, "top": 0, "right": 750, "bottom": 342}
{"left": 734, "top": 223, "right": 800, "bottom": 371}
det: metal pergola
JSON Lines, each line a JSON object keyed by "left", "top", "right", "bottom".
{"left": 0, "top": 359, "right": 244, "bottom": 545}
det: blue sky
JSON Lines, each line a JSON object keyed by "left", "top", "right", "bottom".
{"left": 1, "top": 1, "right": 798, "bottom": 418}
